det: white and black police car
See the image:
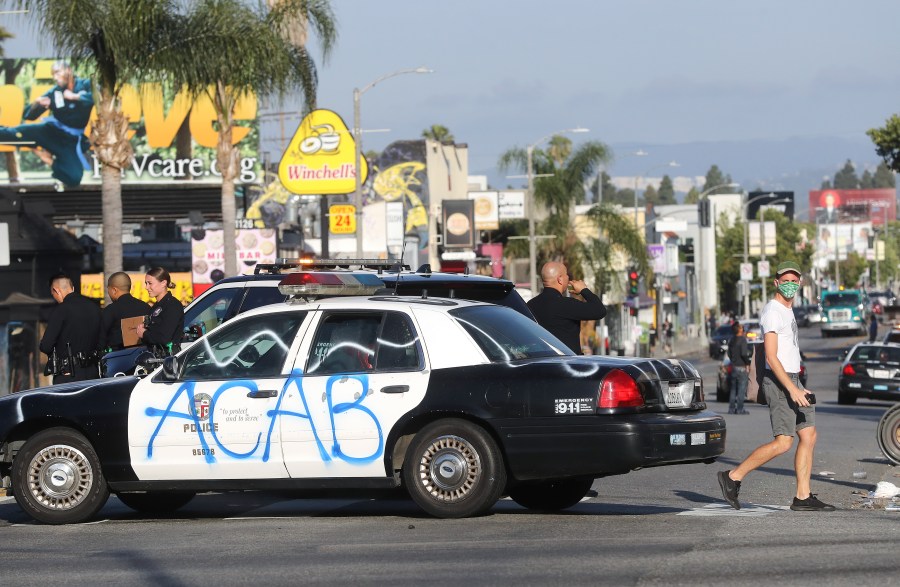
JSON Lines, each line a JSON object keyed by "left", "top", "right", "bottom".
{"left": 1, "top": 283, "right": 725, "bottom": 524}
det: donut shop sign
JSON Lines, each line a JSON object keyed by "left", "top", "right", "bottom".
{"left": 278, "top": 109, "right": 367, "bottom": 195}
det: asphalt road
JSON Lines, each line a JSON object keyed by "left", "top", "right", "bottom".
{"left": 0, "top": 324, "right": 897, "bottom": 586}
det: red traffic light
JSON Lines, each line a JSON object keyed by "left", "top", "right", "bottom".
{"left": 629, "top": 271, "right": 639, "bottom": 280}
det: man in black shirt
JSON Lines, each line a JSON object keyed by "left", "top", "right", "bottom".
{"left": 727, "top": 322, "right": 752, "bottom": 414}
{"left": 527, "top": 261, "right": 606, "bottom": 355}
{"left": 100, "top": 272, "right": 151, "bottom": 351}
{"left": 40, "top": 274, "right": 101, "bottom": 382}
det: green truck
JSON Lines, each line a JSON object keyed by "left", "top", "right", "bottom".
{"left": 820, "top": 289, "right": 869, "bottom": 337}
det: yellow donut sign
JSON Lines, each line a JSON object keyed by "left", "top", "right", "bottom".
{"left": 278, "top": 109, "right": 368, "bottom": 195}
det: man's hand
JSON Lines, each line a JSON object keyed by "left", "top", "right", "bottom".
{"left": 569, "top": 279, "right": 587, "bottom": 295}
{"left": 790, "top": 386, "right": 812, "bottom": 407}
{"left": 36, "top": 96, "right": 51, "bottom": 108}
{"left": 62, "top": 89, "right": 81, "bottom": 101}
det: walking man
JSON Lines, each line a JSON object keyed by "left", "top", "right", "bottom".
{"left": 717, "top": 261, "right": 835, "bottom": 511}
{"left": 727, "top": 322, "right": 752, "bottom": 414}
{"left": 527, "top": 261, "right": 606, "bottom": 355}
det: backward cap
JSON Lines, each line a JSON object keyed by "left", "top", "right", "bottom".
{"left": 775, "top": 260, "right": 802, "bottom": 277}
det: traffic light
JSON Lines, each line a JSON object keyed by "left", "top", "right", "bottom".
{"left": 627, "top": 268, "right": 639, "bottom": 296}
{"left": 681, "top": 239, "right": 695, "bottom": 264}
{"left": 699, "top": 198, "right": 711, "bottom": 228}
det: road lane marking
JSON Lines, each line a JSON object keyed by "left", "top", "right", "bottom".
{"left": 677, "top": 503, "right": 790, "bottom": 516}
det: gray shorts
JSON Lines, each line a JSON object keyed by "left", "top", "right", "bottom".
{"left": 762, "top": 371, "right": 815, "bottom": 437}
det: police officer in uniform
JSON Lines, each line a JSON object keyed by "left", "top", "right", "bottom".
{"left": 100, "top": 272, "right": 151, "bottom": 351}
{"left": 136, "top": 267, "right": 184, "bottom": 356}
{"left": 40, "top": 274, "right": 101, "bottom": 382}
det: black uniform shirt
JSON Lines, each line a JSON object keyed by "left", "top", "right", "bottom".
{"left": 100, "top": 293, "right": 151, "bottom": 350}
{"left": 527, "top": 288, "right": 607, "bottom": 355}
{"left": 39, "top": 293, "right": 101, "bottom": 357}
{"left": 142, "top": 292, "right": 184, "bottom": 348}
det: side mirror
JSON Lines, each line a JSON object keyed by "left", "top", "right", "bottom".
{"left": 162, "top": 355, "right": 180, "bottom": 380}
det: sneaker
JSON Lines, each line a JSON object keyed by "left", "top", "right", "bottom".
{"left": 790, "top": 494, "right": 836, "bottom": 511}
{"left": 717, "top": 470, "right": 741, "bottom": 510}
{"left": 739, "top": 410, "right": 750, "bottom": 415}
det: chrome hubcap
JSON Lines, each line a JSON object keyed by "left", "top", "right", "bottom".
{"left": 417, "top": 435, "right": 481, "bottom": 502}
{"left": 28, "top": 444, "right": 93, "bottom": 511}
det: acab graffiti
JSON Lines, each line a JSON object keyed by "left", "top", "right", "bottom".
{"left": 144, "top": 368, "right": 384, "bottom": 466}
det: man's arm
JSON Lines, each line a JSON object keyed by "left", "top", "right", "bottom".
{"left": 555, "top": 286, "right": 606, "bottom": 321}
{"left": 763, "top": 331, "right": 811, "bottom": 407}
{"left": 99, "top": 306, "right": 115, "bottom": 349}
{"left": 39, "top": 307, "right": 63, "bottom": 355}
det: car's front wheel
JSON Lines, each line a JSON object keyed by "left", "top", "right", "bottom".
{"left": 876, "top": 403, "right": 900, "bottom": 465}
{"left": 11, "top": 427, "right": 110, "bottom": 524}
{"left": 509, "top": 477, "right": 594, "bottom": 511}
{"left": 403, "top": 419, "right": 506, "bottom": 518}
{"left": 115, "top": 491, "right": 196, "bottom": 514}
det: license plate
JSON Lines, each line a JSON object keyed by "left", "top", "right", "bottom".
{"left": 666, "top": 381, "right": 692, "bottom": 408}
{"left": 691, "top": 432, "right": 706, "bottom": 445}
{"left": 871, "top": 370, "right": 890, "bottom": 379}
{"left": 875, "top": 385, "right": 888, "bottom": 391}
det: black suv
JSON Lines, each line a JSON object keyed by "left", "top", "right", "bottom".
{"left": 102, "top": 259, "right": 533, "bottom": 376}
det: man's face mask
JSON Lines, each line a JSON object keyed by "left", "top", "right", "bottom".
{"left": 777, "top": 280, "right": 800, "bottom": 299}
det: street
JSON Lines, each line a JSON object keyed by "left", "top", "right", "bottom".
{"left": 0, "top": 325, "right": 897, "bottom": 586}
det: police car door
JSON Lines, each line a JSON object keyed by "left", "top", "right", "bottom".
{"left": 128, "top": 310, "right": 308, "bottom": 481}
{"left": 280, "top": 308, "right": 429, "bottom": 478}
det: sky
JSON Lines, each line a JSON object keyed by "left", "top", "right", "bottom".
{"left": 3, "top": 0, "right": 900, "bottom": 187}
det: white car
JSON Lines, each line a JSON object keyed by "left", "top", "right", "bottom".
{"left": 1, "top": 295, "right": 725, "bottom": 524}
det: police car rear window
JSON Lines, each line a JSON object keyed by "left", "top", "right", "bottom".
{"left": 450, "top": 305, "right": 572, "bottom": 361}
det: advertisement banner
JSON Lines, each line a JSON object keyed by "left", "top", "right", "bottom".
{"left": 442, "top": 200, "right": 475, "bottom": 249}
{"left": 0, "top": 58, "right": 259, "bottom": 187}
{"left": 278, "top": 109, "right": 363, "bottom": 195}
{"left": 191, "top": 228, "right": 278, "bottom": 292}
{"left": 815, "top": 222, "right": 872, "bottom": 263}
{"left": 809, "top": 189, "right": 896, "bottom": 224}
{"left": 647, "top": 244, "right": 665, "bottom": 274}
{"left": 468, "top": 191, "right": 499, "bottom": 230}
{"left": 748, "top": 221, "right": 777, "bottom": 256}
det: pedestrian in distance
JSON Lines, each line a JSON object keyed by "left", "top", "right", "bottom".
{"left": 727, "top": 322, "right": 752, "bottom": 415}
{"left": 869, "top": 313, "right": 878, "bottom": 343}
{"left": 527, "top": 261, "right": 607, "bottom": 355}
{"left": 718, "top": 260, "right": 835, "bottom": 512}
{"left": 99, "top": 272, "right": 151, "bottom": 351}
{"left": 39, "top": 273, "right": 101, "bottom": 382}
{"left": 135, "top": 267, "right": 184, "bottom": 357}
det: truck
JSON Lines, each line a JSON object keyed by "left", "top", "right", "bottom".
{"left": 820, "top": 289, "right": 869, "bottom": 337}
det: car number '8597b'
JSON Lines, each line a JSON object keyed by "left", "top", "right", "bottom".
{"left": 555, "top": 398, "right": 594, "bottom": 414}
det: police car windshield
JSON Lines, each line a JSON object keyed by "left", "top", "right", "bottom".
{"left": 451, "top": 305, "right": 574, "bottom": 361}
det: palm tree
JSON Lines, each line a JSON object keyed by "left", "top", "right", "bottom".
{"left": 156, "top": 0, "right": 336, "bottom": 277}
{"left": 580, "top": 203, "right": 650, "bottom": 296}
{"left": 25, "top": 0, "right": 176, "bottom": 293}
{"left": 422, "top": 124, "right": 454, "bottom": 143}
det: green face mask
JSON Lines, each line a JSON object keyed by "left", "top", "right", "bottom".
{"left": 777, "top": 281, "right": 800, "bottom": 299}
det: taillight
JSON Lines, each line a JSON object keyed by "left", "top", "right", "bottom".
{"left": 598, "top": 369, "right": 644, "bottom": 408}
{"left": 726, "top": 365, "right": 733, "bottom": 375}
{"left": 799, "top": 365, "right": 806, "bottom": 377}
{"left": 842, "top": 364, "right": 856, "bottom": 376}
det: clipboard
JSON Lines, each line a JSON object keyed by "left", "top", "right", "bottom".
{"left": 121, "top": 316, "right": 144, "bottom": 348}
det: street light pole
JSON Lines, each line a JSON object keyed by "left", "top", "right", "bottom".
{"left": 353, "top": 67, "right": 432, "bottom": 258}
{"left": 526, "top": 127, "right": 589, "bottom": 294}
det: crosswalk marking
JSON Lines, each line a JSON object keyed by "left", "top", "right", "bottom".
{"left": 677, "top": 503, "right": 790, "bottom": 516}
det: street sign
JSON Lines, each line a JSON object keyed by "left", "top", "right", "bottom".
{"left": 758, "top": 260, "right": 770, "bottom": 278}
{"left": 329, "top": 204, "right": 356, "bottom": 234}
{"left": 740, "top": 262, "right": 753, "bottom": 281}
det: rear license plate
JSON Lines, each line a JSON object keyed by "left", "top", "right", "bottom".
{"left": 875, "top": 385, "right": 888, "bottom": 391}
{"left": 666, "top": 381, "right": 692, "bottom": 408}
{"left": 871, "top": 370, "right": 890, "bottom": 379}
{"left": 691, "top": 432, "right": 706, "bottom": 445}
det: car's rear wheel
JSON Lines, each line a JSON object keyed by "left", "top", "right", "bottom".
{"left": 11, "top": 427, "right": 109, "bottom": 524}
{"left": 403, "top": 419, "right": 506, "bottom": 518}
{"left": 509, "top": 477, "right": 594, "bottom": 511}
{"left": 876, "top": 404, "right": 900, "bottom": 465}
{"left": 115, "top": 491, "right": 196, "bottom": 514}
{"left": 837, "top": 390, "right": 857, "bottom": 405}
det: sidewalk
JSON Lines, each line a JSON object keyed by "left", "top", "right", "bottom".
{"left": 650, "top": 334, "right": 707, "bottom": 360}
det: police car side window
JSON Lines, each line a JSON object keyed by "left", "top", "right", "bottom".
{"left": 183, "top": 288, "right": 241, "bottom": 339}
{"left": 307, "top": 313, "right": 382, "bottom": 375}
{"left": 375, "top": 312, "right": 422, "bottom": 371}
{"left": 180, "top": 312, "right": 306, "bottom": 380}
{"left": 239, "top": 286, "right": 288, "bottom": 313}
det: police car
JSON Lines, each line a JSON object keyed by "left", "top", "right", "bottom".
{"left": 0, "top": 290, "right": 725, "bottom": 524}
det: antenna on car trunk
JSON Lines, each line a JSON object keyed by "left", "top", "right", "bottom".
{"left": 393, "top": 238, "right": 409, "bottom": 296}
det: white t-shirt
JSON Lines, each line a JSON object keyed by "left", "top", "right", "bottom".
{"left": 759, "top": 299, "right": 802, "bottom": 373}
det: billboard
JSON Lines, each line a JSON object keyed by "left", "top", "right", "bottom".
{"left": 747, "top": 191, "right": 794, "bottom": 221}
{"left": 809, "top": 189, "right": 896, "bottom": 225}
{"left": 442, "top": 200, "right": 475, "bottom": 249}
{"left": 191, "top": 228, "right": 277, "bottom": 295}
{"left": 815, "top": 222, "right": 872, "bottom": 263}
{"left": 278, "top": 109, "right": 364, "bottom": 195}
{"left": 1, "top": 58, "right": 260, "bottom": 187}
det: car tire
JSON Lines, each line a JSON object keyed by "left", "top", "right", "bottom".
{"left": 837, "top": 390, "right": 857, "bottom": 405}
{"left": 509, "top": 477, "right": 593, "bottom": 511}
{"left": 716, "top": 382, "right": 728, "bottom": 403}
{"left": 11, "top": 427, "right": 110, "bottom": 525}
{"left": 876, "top": 404, "right": 900, "bottom": 465}
{"left": 403, "top": 419, "right": 506, "bottom": 518}
{"left": 115, "top": 491, "right": 196, "bottom": 514}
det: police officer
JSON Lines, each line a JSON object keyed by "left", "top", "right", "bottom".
{"left": 135, "top": 267, "right": 184, "bottom": 355}
{"left": 40, "top": 273, "right": 101, "bottom": 382}
{"left": 100, "top": 272, "right": 151, "bottom": 351}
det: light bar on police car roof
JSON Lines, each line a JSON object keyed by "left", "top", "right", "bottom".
{"left": 278, "top": 272, "right": 386, "bottom": 297}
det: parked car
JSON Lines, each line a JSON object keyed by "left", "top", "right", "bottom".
{"left": 804, "top": 304, "right": 823, "bottom": 325}
{"left": 0, "top": 295, "right": 726, "bottom": 524}
{"left": 869, "top": 291, "right": 897, "bottom": 322}
{"left": 715, "top": 342, "right": 807, "bottom": 403}
{"left": 838, "top": 342, "right": 900, "bottom": 404}
{"left": 101, "top": 259, "right": 535, "bottom": 377}
{"left": 708, "top": 324, "right": 734, "bottom": 358}
{"left": 884, "top": 328, "right": 900, "bottom": 345}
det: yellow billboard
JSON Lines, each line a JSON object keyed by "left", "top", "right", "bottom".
{"left": 278, "top": 109, "right": 366, "bottom": 195}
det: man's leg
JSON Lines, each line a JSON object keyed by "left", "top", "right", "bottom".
{"left": 794, "top": 425, "right": 816, "bottom": 499}
{"left": 730, "top": 434, "right": 793, "bottom": 482}
{"left": 728, "top": 373, "right": 738, "bottom": 414}
{"left": 735, "top": 369, "right": 749, "bottom": 413}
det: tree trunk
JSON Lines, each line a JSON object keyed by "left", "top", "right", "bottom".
{"left": 215, "top": 84, "right": 239, "bottom": 277}
{"left": 4, "top": 152, "right": 19, "bottom": 182}
{"left": 91, "top": 88, "right": 133, "bottom": 303}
